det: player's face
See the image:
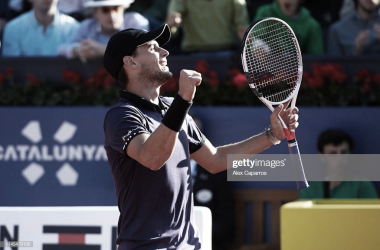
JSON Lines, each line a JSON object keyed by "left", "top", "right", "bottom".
{"left": 134, "top": 40, "right": 172, "bottom": 86}
{"left": 30, "top": 0, "right": 58, "bottom": 12}
{"left": 277, "top": 0, "right": 300, "bottom": 17}
{"left": 94, "top": 5, "right": 124, "bottom": 33}
{"left": 358, "top": 0, "right": 380, "bottom": 11}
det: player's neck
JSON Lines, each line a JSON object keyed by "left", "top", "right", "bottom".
{"left": 125, "top": 84, "right": 160, "bottom": 105}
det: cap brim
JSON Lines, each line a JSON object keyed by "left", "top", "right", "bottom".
{"left": 137, "top": 24, "right": 171, "bottom": 48}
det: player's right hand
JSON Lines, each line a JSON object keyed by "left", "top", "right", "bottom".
{"left": 178, "top": 69, "right": 202, "bottom": 102}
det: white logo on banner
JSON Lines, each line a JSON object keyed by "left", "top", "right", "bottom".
{"left": 0, "top": 120, "right": 107, "bottom": 186}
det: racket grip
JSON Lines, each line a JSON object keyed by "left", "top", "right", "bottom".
{"left": 287, "top": 139, "right": 309, "bottom": 189}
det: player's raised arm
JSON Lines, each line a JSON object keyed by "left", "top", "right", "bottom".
{"left": 191, "top": 104, "right": 299, "bottom": 174}
{"left": 127, "top": 70, "right": 201, "bottom": 170}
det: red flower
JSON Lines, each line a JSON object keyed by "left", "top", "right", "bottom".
{"left": 84, "top": 79, "right": 93, "bottom": 87}
{"left": 228, "top": 68, "right": 242, "bottom": 79}
{"left": 63, "top": 69, "right": 82, "bottom": 83}
{"left": 363, "top": 82, "right": 372, "bottom": 92}
{"left": 27, "top": 73, "right": 41, "bottom": 87}
{"left": 302, "top": 72, "right": 310, "bottom": 82}
{"left": 103, "top": 75, "right": 114, "bottom": 88}
{"left": 161, "top": 74, "right": 179, "bottom": 92}
{"left": 231, "top": 73, "right": 248, "bottom": 89}
{"left": 5, "top": 68, "right": 14, "bottom": 77}
{"left": 356, "top": 69, "right": 372, "bottom": 83}
{"left": 260, "top": 73, "right": 274, "bottom": 83}
{"left": 0, "top": 73, "right": 5, "bottom": 84}
{"left": 94, "top": 78, "right": 102, "bottom": 87}
{"left": 332, "top": 71, "right": 347, "bottom": 84}
{"left": 195, "top": 59, "right": 209, "bottom": 75}
{"left": 208, "top": 71, "right": 219, "bottom": 87}
{"left": 372, "top": 74, "right": 380, "bottom": 85}
{"left": 307, "top": 76, "right": 324, "bottom": 89}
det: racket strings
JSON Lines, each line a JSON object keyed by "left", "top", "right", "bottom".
{"left": 245, "top": 20, "right": 299, "bottom": 103}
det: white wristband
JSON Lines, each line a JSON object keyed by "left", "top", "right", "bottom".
{"left": 265, "top": 125, "right": 281, "bottom": 145}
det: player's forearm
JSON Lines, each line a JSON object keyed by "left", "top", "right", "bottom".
{"left": 137, "top": 124, "right": 178, "bottom": 171}
{"left": 213, "top": 132, "right": 272, "bottom": 172}
{"left": 197, "top": 132, "right": 273, "bottom": 174}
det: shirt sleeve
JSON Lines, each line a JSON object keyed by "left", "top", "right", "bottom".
{"left": 305, "top": 20, "right": 324, "bottom": 55}
{"left": 124, "top": 12, "right": 150, "bottom": 31}
{"left": 186, "top": 115, "right": 206, "bottom": 154}
{"left": 104, "top": 106, "right": 151, "bottom": 157}
{"left": 168, "top": 0, "right": 186, "bottom": 15}
{"left": 253, "top": 5, "right": 268, "bottom": 22}
{"left": 327, "top": 24, "right": 344, "bottom": 55}
{"left": 358, "top": 181, "right": 379, "bottom": 199}
{"left": 57, "top": 21, "right": 86, "bottom": 58}
{"left": 232, "top": 0, "right": 249, "bottom": 30}
{"left": 2, "top": 22, "right": 21, "bottom": 56}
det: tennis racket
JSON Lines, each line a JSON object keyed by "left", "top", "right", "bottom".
{"left": 241, "top": 17, "right": 309, "bottom": 189}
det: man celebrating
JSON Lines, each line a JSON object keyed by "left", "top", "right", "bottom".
{"left": 103, "top": 24, "right": 299, "bottom": 249}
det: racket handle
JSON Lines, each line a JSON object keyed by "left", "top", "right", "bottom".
{"left": 287, "top": 138, "right": 309, "bottom": 190}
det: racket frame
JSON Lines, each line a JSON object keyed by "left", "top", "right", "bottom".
{"left": 241, "top": 17, "right": 302, "bottom": 132}
{"left": 241, "top": 17, "right": 308, "bottom": 189}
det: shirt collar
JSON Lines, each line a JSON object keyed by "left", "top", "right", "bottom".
{"left": 30, "top": 10, "right": 60, "bottom": 28}
{"left": 119, "top": 90, "right": 167, "bottom": 111}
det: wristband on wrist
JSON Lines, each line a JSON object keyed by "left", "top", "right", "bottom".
{"left": 161, "top": 94, "right": 192, "bottom": 132}
{"left": 265, "top": 125, "right": 281, "bottom": 145}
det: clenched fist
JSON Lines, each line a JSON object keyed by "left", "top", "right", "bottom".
{"left": 178, "top": 70, "right": 202, "bottom": 102}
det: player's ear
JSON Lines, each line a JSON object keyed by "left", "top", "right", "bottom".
{"left": 123, "top": 56, "right": 138, "bottom": 69}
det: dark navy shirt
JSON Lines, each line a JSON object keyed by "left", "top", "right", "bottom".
{"left": 103, "top": 91, "right": 205, "bottom": 250}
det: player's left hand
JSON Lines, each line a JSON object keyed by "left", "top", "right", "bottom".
{"left": 270, "top": 103, "right": 299, "bottom": 140}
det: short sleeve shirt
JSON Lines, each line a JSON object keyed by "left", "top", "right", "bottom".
{"left": 168, "top": 0, "right": 249, "bottom": 51}
{"left": 2, "top": 10, "right": 79, "bottom": 56}
{"left": 103, "top": 91, "right": 205, "bottom": 249}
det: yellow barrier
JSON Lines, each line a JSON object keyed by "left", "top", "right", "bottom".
{"left": 281, "top": 200, "right": 380, "bottom": 250}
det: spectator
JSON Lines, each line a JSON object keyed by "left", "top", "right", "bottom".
{"left": 299, "top": 129, "right": 378, "bottom": 199}
{"left": 190, "top": 115, "right": 234, "bottom": 250}
{"left": 166, "top": 0, "right": 249, "bottom": 53}
{"left": 57, "top": 0, "right": 91, "bottom": 21}
{"left": 339, "top": 0, "right": 380, "bottom": 19}
{"left": 254, "top": 0, "right": 324, "bottom": 54}
{"left": 328, "top": 0, "right": 380, "bottom": 55}
{"left": 2, "top": 0, "right": 79, "bottom": 57}
{"left": 58, "top": 0, "right": 149, "bottom": 61}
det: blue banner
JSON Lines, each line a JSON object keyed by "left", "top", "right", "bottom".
{"left": 1, "top": 107, "right": 379, "bottom": 205}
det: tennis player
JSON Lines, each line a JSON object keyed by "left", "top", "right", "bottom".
{"left": 103, "top": 24, "right": 299, "bottom": 250}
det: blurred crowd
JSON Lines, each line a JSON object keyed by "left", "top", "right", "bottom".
{"left": 1, "top": 0, "right": 380, "bottom": 60}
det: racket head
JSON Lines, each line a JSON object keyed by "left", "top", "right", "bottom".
{"left": 241, "top": 18, "right": 303, "bottom": 105}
